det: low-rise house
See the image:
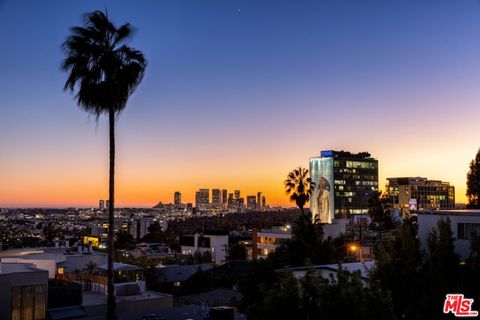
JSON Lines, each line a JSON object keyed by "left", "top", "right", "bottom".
{"left": 154, "top": 263, "right": 213, "bottom": 292}
{"left": 0, "top": 262, "right": 48, "bottom": 320}
{"left": 283, "top": 261, "right": 375, "bottom": 287}
{"left": 418, "top": 210, "right": 480, "bottom": 260}
{"left": 0, "top": 246, "right": 107, "bottom": 278}
{"left": 252, "top": 226, "right": 292, "bottom": 259}
{"left": 180, "top": 230, "right": 229, "bottom": 265}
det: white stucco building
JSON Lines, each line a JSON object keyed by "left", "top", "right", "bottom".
{"left": 180, "top": 230, "right": 229, "bottom": 265}
{"left": 418, "top": 210, "right": 480, "bottom": 260}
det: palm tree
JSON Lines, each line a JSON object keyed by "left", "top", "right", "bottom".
{"left": 83, "top": 261, "right": 98, "bottom": 274}
{"left": 368, "top": 191, "right": 393, "bottom": 239}
{"left": 62, "top": 11, "right": 147, "bottom": 320}
{"left": 284, "top": 167, "right": 315, "bottom": 216}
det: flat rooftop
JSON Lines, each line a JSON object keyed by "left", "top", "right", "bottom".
{"left": 0, "top": 262, "right": 47, "bottom": 274}
{"left": 281, "top": 261, "right": 375, "bottom": 280}
{"left": 82, "top": 305, "right": 214, "bottom": 320}
{"left": 420, "top": 210, "right": 480, "bottom": 217}
{"left": 0, "top": 248, "right": 106, "bottom": 259}
{"left": 82, "top": 291, "right": 172, "bottom": 306}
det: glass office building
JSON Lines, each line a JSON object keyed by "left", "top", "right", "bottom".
{"left": 386, "top": 177, "right": 455, "bottom": 212}
{"left": 310, "top": 150, "right": 378, "bottom": 222}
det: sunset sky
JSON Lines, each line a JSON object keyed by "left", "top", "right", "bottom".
{"left": 1, "top": 0, "right": 480, "bottom": 208}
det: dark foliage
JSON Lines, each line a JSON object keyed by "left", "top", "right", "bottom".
{"left": 284, "top": 167, "right": 315, "bottom": 216}
{"left": 227, "top": 243, "right": 248, "bottom": 261}
{"left": 368, "top": 191, "right": 396, "bottom": 237}
{"left": 115, "top": 230, "right": 136, "bottom": 250}
{"left": 466, "top": 148, "right": 480, "bottom": 209}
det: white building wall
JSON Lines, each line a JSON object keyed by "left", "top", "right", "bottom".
{"left": 1, "top": 258, "right": 57, "bottom": 278}
{"left": 180, "top": 234, "right": 228, "bottom": 265}
{"left": 418, "top": 212, "right": 480, "bottom": 260}
{"left": 208, "top": 235, "right": 228, "bottom": 265}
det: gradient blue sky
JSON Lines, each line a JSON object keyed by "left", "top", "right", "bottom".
{"left": 1, "top": 0, "right": 480, "bottom": 207}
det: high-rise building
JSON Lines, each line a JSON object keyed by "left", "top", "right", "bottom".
{"left": 257, "top": 192, "right": 262, "bottom": 210}
{"left": 262, "top": 196, "right": 266, "bottom": 210}
{"left": 222, "top": 189, "right": 228, "bottom": 209}
{"left": 247, "top": 196, "right": 257, "bottom": 210}
{"left": 228, "top": 193, "right": 235, "bottom": 210}
{"left": 128, "top": 218, "right": 154, "bottom": 240}
{"left": 174, "top": 192, "right": 181, "bottom": 206}
{"left": 105, "top": 200, "right": 110, "bottom": 210}
{"left": 234, "top": 190, "right": 241, "bottom": 200}
{"left": 386, "top": 177, "right": 455, "bottom": 212}
{"left": 195, "top": 189, "right": 210, "bottom": 210}
{"left": 310, "top": 150, "right": 378, "bottom": 223}
{"left": 238, "top": 197, "right": 245, "bottom": 210}
{"left": 99, "top": 200, "right": 105, "bottom": 210}
{"left": 212, "top": 189, "right": 221, "bottom": 209}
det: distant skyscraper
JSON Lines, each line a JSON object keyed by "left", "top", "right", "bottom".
{"left": 228, "top": 193, "right": 235, "bottom": 209}
{"left": 212, "top": 189, "right": 221, "bottom": 209}
{"left": 222, "top": 189, "right": 227, "bottom": 209}
{"left": 247, "top": 196, "right": 257, "bottom": 210}
{"left": 234, "top": 190, "right": 240, "bottom": 200}
{"left": 196, "top": 189, "right": 210, "bottom": 209}
{"left": 195, "top": 192, "right": 200, "bottom": 208}
{"left": 174, "top": 192, "right": 181, "bottom": 206}
{"left": 105, "top": 200, "right": 110, "bottom": 210}
{"left": 257, "top": 192, "right": 262, "bottom": 210}
{"left": 262, "top": 196, "right": 266, "bottom": 210}
{"left": 99, "top": 200, "right": 105, "bottom": 210}
{"left": 238, "top": 197, "right": 245, "bottom": 210}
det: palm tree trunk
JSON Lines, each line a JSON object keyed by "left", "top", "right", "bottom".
{"left": 107, "top": 107, "right": 117, "bottom": 320}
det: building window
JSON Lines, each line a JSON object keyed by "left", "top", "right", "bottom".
{"left": 458, "top": 223, "right": 480, "bottom": 240}
{"left": 11, "top": 285, "right": 46, "bottom": 320}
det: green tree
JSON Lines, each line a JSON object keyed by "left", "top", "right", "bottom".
{"left": 115, "top": 230, "right": 136, "bottom": 250}
{"left": 238, "top": 259, "right": 278, "bottom": 318}
{"left": 43, "top": 222, "right": 58, "bottom": 246}
{"left": 62, "top": 11, "right": 147, "bottom": 320}
{"left": 466, "top": 148, "right": 480, "bottom": 209}
{"left": 142, "top": 222, "right": 165, "bottom": 243}
{"left": 372, "top": 220, "right": 423, "bottom": 319}
{"left": 368, "top": 191, "right": 395, "bottom": 238}
{"left": 83, "top": 261, "right": 98, "bottom": 274}
{"left": 227, "top": 243, "right": 248, "bottom": 261}
{"left": 271, "top": 216, "right": 335, "bottom": 267}
{"left": 313, "top": 269, "right": 394, "bottom": 320}
{"left": 240, "top": 267, "right": 394, "bottom": 320}
{"left": 284, "top": 167, "right": 315, "bottom": 216}
{"left": 256, "top": 272, "right": 302, "bottom": 320}
{"left": 423, "top": 218, "right": 460, "bottom": 318}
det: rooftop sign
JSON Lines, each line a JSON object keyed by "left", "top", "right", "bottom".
{"left": 320, "top": 150, "right": 333, "bottom": 157}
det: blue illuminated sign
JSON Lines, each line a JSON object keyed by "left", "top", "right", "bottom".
{"left": 320, "top": 150, "right": 333, "bottom": 157}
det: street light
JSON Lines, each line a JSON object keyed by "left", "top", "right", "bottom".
{"left": 348, "top": 243, "right": 363, "bottom": 262}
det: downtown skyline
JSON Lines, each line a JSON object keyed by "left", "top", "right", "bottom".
{"left": 2, "top": 0, "right": 480, "bottom": 207}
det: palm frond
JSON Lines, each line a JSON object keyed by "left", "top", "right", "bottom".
{"left": 62, "top": 10, "right": 147, "bottom": 118}
{"left": 284, "top": 167, "right": 314, "bottom": 210}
